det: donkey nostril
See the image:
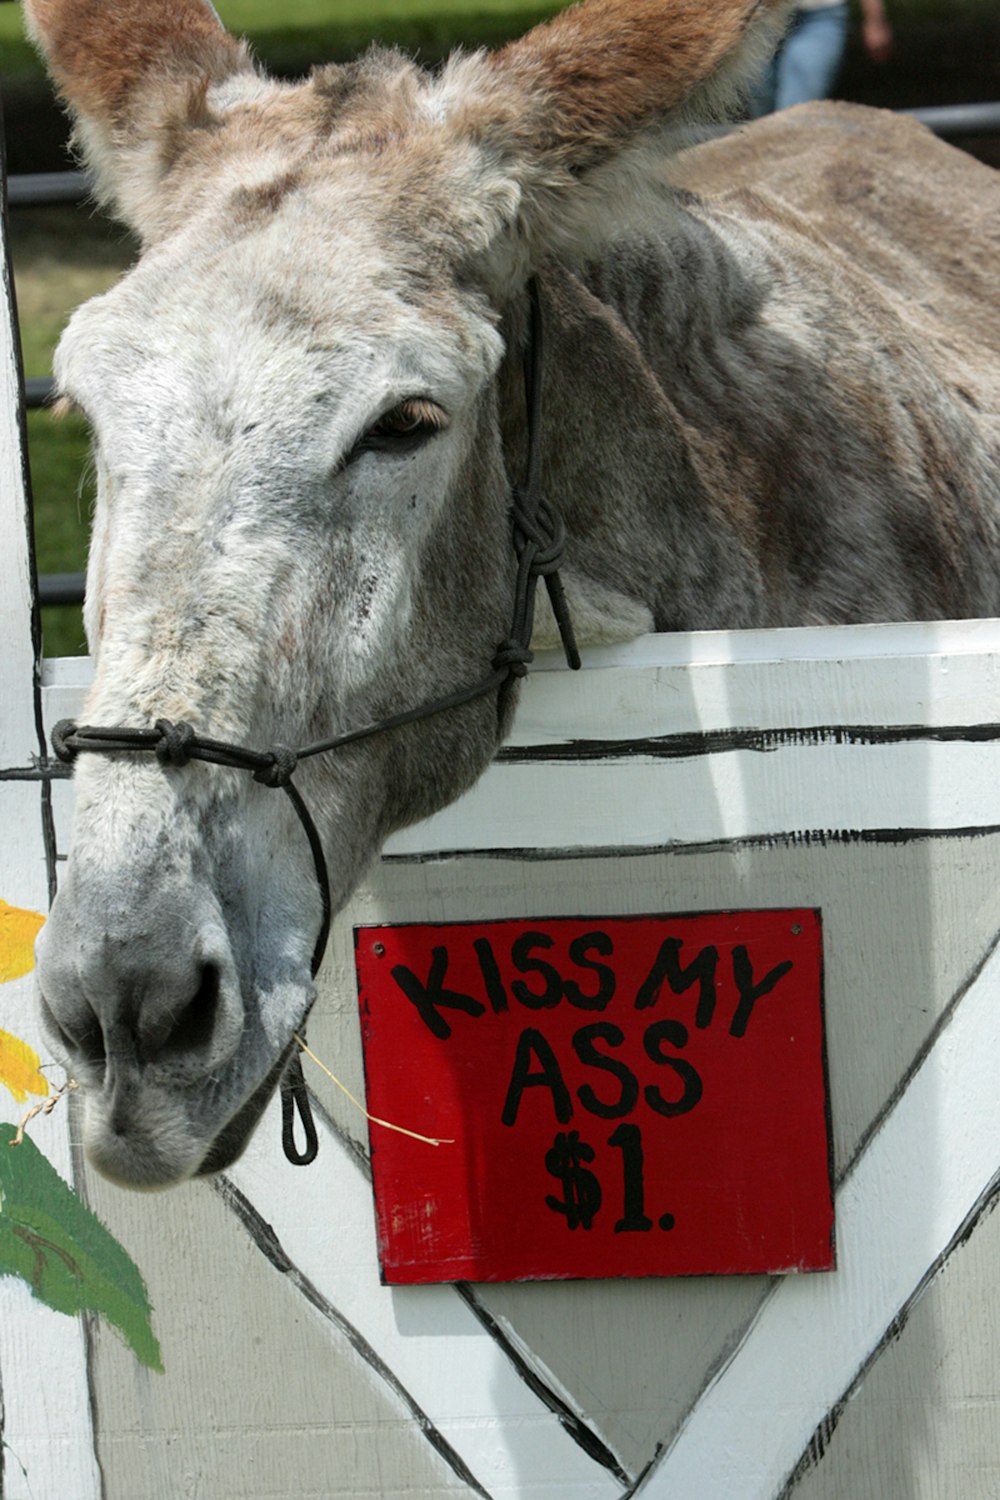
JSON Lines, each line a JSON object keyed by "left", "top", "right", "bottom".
{"left": 159, "top": 963, "right": 222, "bottom": 1058}
{"left": 39, "top": 992, "right": 106, "bottom": 1074}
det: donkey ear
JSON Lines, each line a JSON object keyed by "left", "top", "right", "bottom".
{"left": 22, "top": 0, "right": 257, "bottom": 228}
{"left": 451, "top": 0, "right": 791, "bottom": 268}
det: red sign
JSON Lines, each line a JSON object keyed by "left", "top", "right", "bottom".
{"left": 355, "top": 909, "right": 833, "bottom": 1284}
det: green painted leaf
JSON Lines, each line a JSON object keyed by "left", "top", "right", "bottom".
{"left": 0, "top": 1126, "right": 162, "bottom": 1371}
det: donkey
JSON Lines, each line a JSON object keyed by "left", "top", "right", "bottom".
{"left": 25, "top": 0, "right": 1000, "bottom": 1187}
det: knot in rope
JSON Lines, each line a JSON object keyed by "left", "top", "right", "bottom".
{"left": 51, "top": 719, "right": 79, "bottom": 765}
{"left": 254, "top": 745, "right": 299, "bottom": 789}
{"left": 512, "top": 496, "right": 567, "bottom": 578}
{"left": 154, "top": 719, "right": 196, "bottom": 768}
{"left": 492, "top": 639, "right": 534, "bottom": 679}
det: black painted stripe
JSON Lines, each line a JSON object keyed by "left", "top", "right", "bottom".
{"left": 65, "top": 1138, "right": 108, "bottom": 1500}
{"left": 0, "top": 764, "right": 71, "bottom": 782}
{"left": 5, "top": 719, "right": 1000, "bottom": 786}
{"left": 40, "top": 781, "right": 59, "bottom": 905}
{"left": 454, "top": 1282, "right": 632, "bottom": 1487}
{"left": 382, "top": 823, "right": 1000, "bottom": 868}
{"left": 80, "top": 1310, "right": 108, "bottom": 1500}
{"left": 213, "top": 1175, "right": 495, "bottom": 1500}
{"left": 496, "top": 721, "right": 1000, "bottom": 765}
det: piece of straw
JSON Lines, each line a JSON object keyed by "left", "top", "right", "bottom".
{"left": 10, "top": 1079, "right": 77, "bottom": 1147}
{"left": 293, "top": 1033, "right": 453, "bottom": 1147}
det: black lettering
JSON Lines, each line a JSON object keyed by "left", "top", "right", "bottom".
{"left": 501, "top": 1028, "right": 574, "bottom": 1126}
{"left": 511, "top": 931, "right": 563, "bottom": 1009}
{"left": 634, "top": 938, "right": 718, "bottom": 1028}
{"left": 608, "top": 1122, "right": 653, "bottom": 1232}
{"left": 391, "top": 946, "right": 485, "bottom": 1040}
{"left": 473, "top": 937, "right": 508, "bottom": 1014}
{"left": 563, "top": 931, "right": 616, "bottom": 1011}
{"left": 573, "top": 1023, "right": 638, "bottom": 1120}
{"left": 730, "top": 947, "right": 793, "bottom": 1038}
{"left": 643, "top": 1019, "right": 703, "bottom": 1117}
{"left": 544, "top": 1131, "right": 602, "bottom": 1229}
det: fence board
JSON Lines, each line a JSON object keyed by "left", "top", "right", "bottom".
{"left": 0, "top": 159, "right": 100, "bottom": 1498}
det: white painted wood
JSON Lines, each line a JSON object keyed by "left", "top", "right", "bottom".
{"left": 44, "top": 626, "right": 1000, "bottom": 860}
{"left": 374, "top": 623, "right": 1000, "bottom": 853}
{"left": 384, "top": 738, "right": 1000, "bottom": 854}
{"left": 228, "top": 1109, "right": 625, "bottom": 1500}
{"left": 34, "top": 614, "right": 1000, "bottom": 1497}
{"left": 35, "top": 635, "right": 1000, "bottom": 1497}
{"left": 791, "top": 1162, "right": 1000, "bottom": 1500}
{"left": 37, "top": 630, "right": 1000, "bottom": 1488}
{"left": 40, "top": 656, "right": 93, "bottom": 691}
{"left": 531, "top": 618, "right": 1000, "bottom": 670}
{"left": 0, "top": 215, "right": 37, "bottom": 766}
{"left": 0, "top": 805, "right": 99, "bottom": 1500}
{"left": 320, "top": 831, "right": 1000, "bottom": 1483}
{"left": 45, "top": 712, "right": 1000, "bottom": 857}
{"left": 0, "top": 884, "right": 101, "bottom": 1476}
{"left": 0, "top": 836, "right": 102, "bottom": 1500}
{"left": 0, "top": 1277, "right": 103, "bottom": 1500}
{"left": 522, "top": 620, "right": 1000, "bottom": 740}
{"left": 634, "top": 931, "right": 1000, "bottom": 1500}
{"left": 43, "top": 616, "right": 1000, "bottom": 744}
{"left": 0, "top": 197, "right": 101, "bottom": 1498}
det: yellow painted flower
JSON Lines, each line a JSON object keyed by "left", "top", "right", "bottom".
{"left": 0, "top": 903, "right": 49, "bottom": 1102}
{"left": 0, "top": 900, "right": 45, "bottom": 984}
{"left": 0, "top": 1028, "right": 48, "bottom": 1103}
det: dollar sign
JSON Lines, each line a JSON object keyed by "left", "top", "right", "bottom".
{"left": 544, "top": 1130, "right": 603, "bottom": 1230}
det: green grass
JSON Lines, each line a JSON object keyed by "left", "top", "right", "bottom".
{"left": 11, "top": 206, "right": 136, "bottom": 655}
{"left": 26, "top": 413, "right": 91, "bottom": 656}
{"left": 212, "top": 0, "right": 567, "bottom": 70}
{"left": 0, "top": 0, "right": 566, "bottom": 81}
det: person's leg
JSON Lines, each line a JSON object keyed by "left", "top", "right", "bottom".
{"left": 774, "top": 4, "right": 848, "bottom": 109}
{"left": 748, "top": 47, "right": 781, "bottom": 117}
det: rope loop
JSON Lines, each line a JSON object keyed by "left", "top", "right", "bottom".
{"left": 254, "top": 745, "right": 299, "bottom": 789}
{"left": 281, "top": 1052, "right": 319, "bottom": 1165}
{"left": 154, "top": 719, "right": 196, "bottom": 768}
{"left": 51, "top": 719, "right": 79, "bottom": 764}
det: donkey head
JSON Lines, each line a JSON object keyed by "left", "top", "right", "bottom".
{"left": 26, "top": 0, "right": 788, "bottom": 1187}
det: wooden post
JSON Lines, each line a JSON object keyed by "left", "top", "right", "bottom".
{"left": 0, "top": 129, "right": 101, "bottom": 1499}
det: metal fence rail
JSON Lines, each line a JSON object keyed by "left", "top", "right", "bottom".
{"left": 7, "top": 170, "right": 87, "bottom": 206}
{"left": 12, "top": 98, "right": 1000, "bottom": 606}
{"left": 912, "top": 101, "right": 1000, "bottom": 136}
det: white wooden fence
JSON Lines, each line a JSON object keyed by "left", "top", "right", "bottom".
{"left": 5, "top": 156, "right": 1000, "bottom": 1500}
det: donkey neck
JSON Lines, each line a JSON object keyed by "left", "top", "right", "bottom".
{"left": 510, "top": 211, "right": 772, "bottom": 646}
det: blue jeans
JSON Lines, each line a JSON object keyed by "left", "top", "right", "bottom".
{"left": 751, "top": 4, "right": 849, "bottom": 116}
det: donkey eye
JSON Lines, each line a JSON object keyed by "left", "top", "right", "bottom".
{"left": 360, "top": 398, "right": 448, "bottom": 451}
